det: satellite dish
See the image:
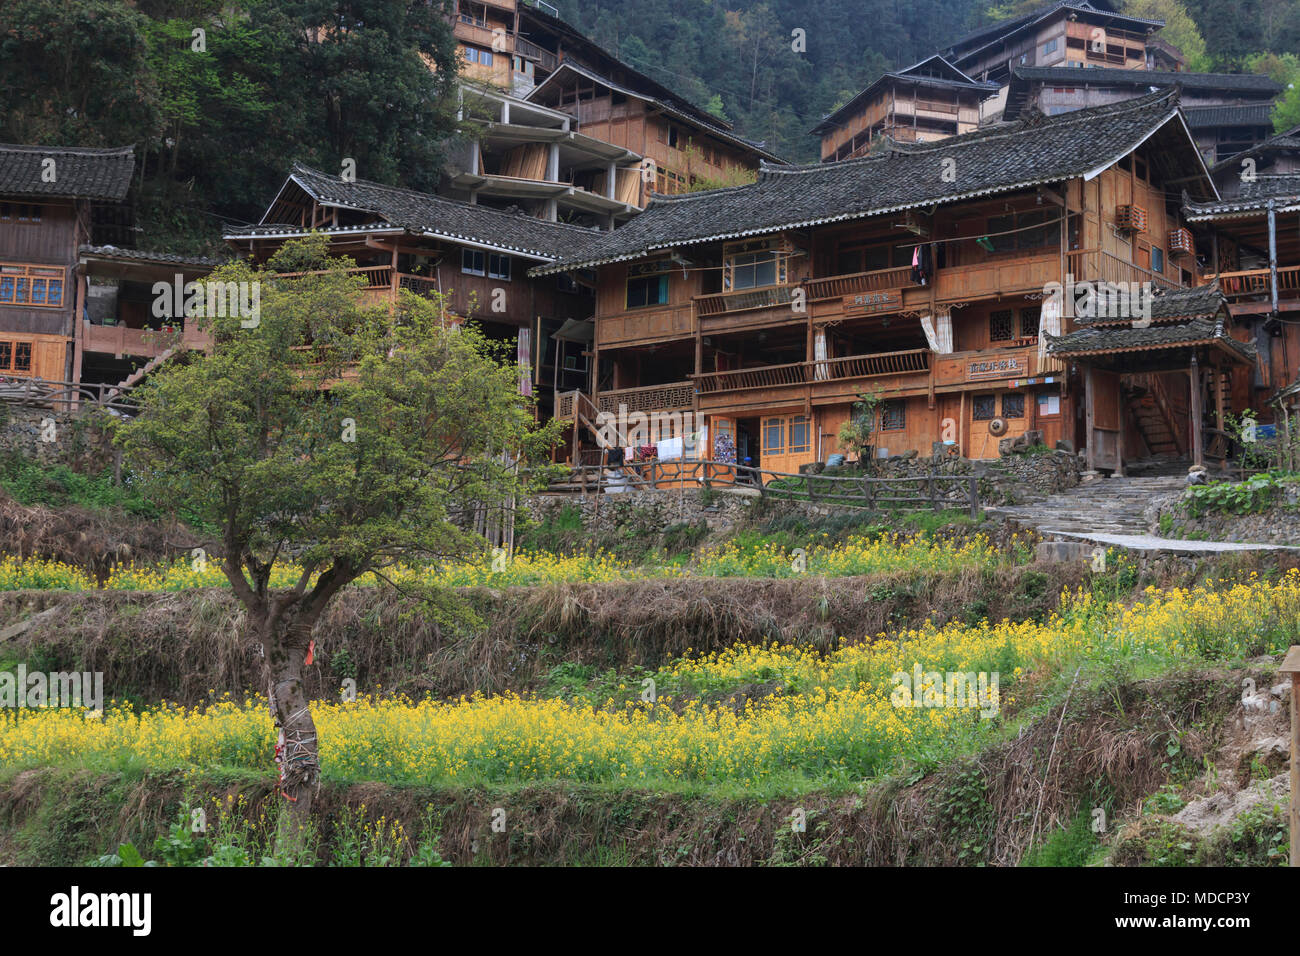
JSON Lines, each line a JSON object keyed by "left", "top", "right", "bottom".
{"left": 988, "top": 417, "right": 1009, "bottom": 437}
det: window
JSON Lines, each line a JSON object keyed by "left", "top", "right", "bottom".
{"left": 973, "top": 395, "right": 996, "bottom": 421}
{"left": 0, "top": 263, "right": 64, "bottom": 308}
{"left": 626, "top": 261, "right": 670, "bottom": 308}
{"left": 0, "top": 203, "right": 41, "bottom": 223}
{"left": 789, "top": 415, "right": 812, "bottom": 453}
{"left": 488, "top": 254, "right": 511, "bottom": 281}
{"left": 1037, "top": 390, "right": 1061, "bottom": 416}
{"left": 464, "top": 47, "right": 493, "bottom": 66}
{"left": 1042, "top": 38, "right": 1058, "bottom": 56}
{"left": 723, "top": 240, "right": 788, "bottom": 291}
{"left": 1002, "top": 393, "right": 1025, "bottom": 418}
{"left": 880, "top": 400, "right": 905, "bottom": 431}
{"left": 14, "top": 343, "right": 31, "bottom": 372}
{"left": 989, "top": 310, "right": 1014, "bottom": 342}
{"left": 655, "top": 167, "right": 687, "bottom": 195}
{"left": 984, "top": 209, "right": 1053, "bottom": 253}
{"left": 1151, "top": 246, "right": 1164, "bottom": 275}
{"left": 461, "top": 249, "right": 485, "bottom": 276}
{"left": 762, "top": 417, "right": 785, "bottom": 454}
{"left": 0, "top": 343, "right": 12, "bottom": 368}
{"left": 1019, "top": 307, "right": 1039, "bottom": 339}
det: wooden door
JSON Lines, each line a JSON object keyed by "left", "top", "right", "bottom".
{"left": 760, "top": 412, "right": 815, "bottom": 478}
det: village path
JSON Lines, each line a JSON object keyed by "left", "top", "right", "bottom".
{"left": 987, "top": 475, "right": 1299, "bottom": 553}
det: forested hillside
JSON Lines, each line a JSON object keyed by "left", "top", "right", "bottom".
{"left": 1, "top": 0, "right": 1297, "bottom": 252}
{"left": 556, "top": 0, "right": 1300, "bottom": 162}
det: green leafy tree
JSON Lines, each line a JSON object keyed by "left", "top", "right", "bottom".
{"left": 1123, "top": 0, "right": 1211, "bottom": 70}
{"left": 117, "top": 237, "right": 553, "bottom": 820}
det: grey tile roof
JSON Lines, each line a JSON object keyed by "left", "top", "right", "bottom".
{"left": 228, "top": 164, "right": 602, "bottom": 261}
{"left": 1079, "top": 285, "right": 1227, "bottom": 328}
{"left": 1012, "top": 65, "right": 1281, "bottom": 95}
{"left": 0, "top": 144, "right": 134, "bottom": 201}
{"left": 1184, "top": 175, "right": 1300, "bottom": 219}
{"left": 1183, "top": 104, "right": 1275, "bottom": 128}
{"left": 80, "top": 245, "right": 224, "bottom": 268}
{"left": 534, "top": 89, "right": 1194, "bottom": 275}
{"left": 525, "top": 62, "right": 784, "bottom": 163}
{"left": 1046, "top": 313, "right": 1254, "bottom": 362}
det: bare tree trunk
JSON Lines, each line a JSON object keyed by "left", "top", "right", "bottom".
{"left": 256, "top": 608, "right": 321, "bottom": 821}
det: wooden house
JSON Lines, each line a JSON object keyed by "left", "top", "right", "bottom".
{"left": 529, "top": 90, "right": 1259, "bottom": 476}
{"left": 812, "top": 57, "right": 998, "bottom": 163}
{"left": 225, "top": 164, "right": 600, "bottom": 422}
{"left": 0, "top": 143, "right": 145, "bottom": 385}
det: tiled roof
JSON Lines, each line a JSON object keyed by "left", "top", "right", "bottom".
{"left": 79, "top": 245, "right": 224, "bottom": 268}
{"left": 227, "top": 165, "right": 602, "bottom": 261}
{"left": 942, "top": 2, "right": 1163, "bottom": 64}
{"left": 1079, "top": 285, "right": 1227, "bottom": 328}
{"left": 1046, "top": 313, "right": 1254, "bottom": 362}
{"left": 1011, "top": 65, "right": 1281, "bottom": 95}
{"left": 1184, "top": 175, "right": 1300, "bottom": 219}
{"left": 534, "top": 89, "right": 1197, "bottom": 275}
{"left": 1183, "top": 104, "right": 1276, "bottom": 128}
{"left": 525, "top": 62, "right": 785, "bottom": 163}
{"left": 0, "top": 144, "right": 134, "bottom": 201}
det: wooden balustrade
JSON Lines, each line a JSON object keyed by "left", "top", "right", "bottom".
{"left": 596, "top": 380, "right": 695, "bottom": 414}
{"left": 803, "top": 266, "right": 916, "bottom": 301}
{"left": 693, "top": 348, "right": 930, "bottom": 394}
{"left": 1205, "top": 265, "right": 1300, "bottom": 298}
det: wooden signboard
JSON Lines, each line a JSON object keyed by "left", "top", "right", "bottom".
{"left": 966, "top": 356, "right": 1026, "bottom": 382}
{"left": 843, "top": 289, "right": 901, "bottom": 316}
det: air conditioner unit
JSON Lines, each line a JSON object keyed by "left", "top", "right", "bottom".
{"left": 1116, "top": 204, "right": 1147, "bottom": 233}
{"left": 1169, "top": 227, "right": 1195, "bottom": 258}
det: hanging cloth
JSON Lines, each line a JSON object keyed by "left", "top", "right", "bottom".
{"left": 517, "top": 327, "right": 532, "bottom": 397}
{"left": 814, "top": 329, "right": 829, "bottom": 381}
{"left": 1038, "top": 296, "right": 1062, "bottom": 370}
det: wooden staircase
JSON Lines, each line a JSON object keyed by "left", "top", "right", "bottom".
{"left": 1124, "top": 374, "right": 1183, "bottom": 459}
{"left": 103, "top": 347, "right": 179, "bottom": 403}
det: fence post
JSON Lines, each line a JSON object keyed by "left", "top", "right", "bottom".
{"left": 1281, "top": 646, "right": 1300, "bottom": 867}
{"left": 862, "top": 474, "right": 875, "bottom": 510}
{"left": 968, "top": 472, "right": 979, "bottom": 520}
{"left": 929, "top": 465, "right": 938, "bottom": 511}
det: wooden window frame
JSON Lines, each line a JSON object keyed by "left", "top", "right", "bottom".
{"left": 880, "top": 400, "right": 905, "bottom": 431}
{"left": 625, "top": 260, "right": 671, "bottom": 309}
{"left": 789, "top": 414, "right": 812, "bottom": 453}
{"left": 1002, "top": 392, "right": 1025, "bottom": 419}
{"left": 0, "top": 262, "right": 65, "bottom": 309}
{"left": 461, "top": 249, "right": 486, "bottom": 276}
{"left": 762, "top": 416, "right": 786, "bottom": 455}
{"left": 0, "top": 203, "right": 42, "bottom": 224}
{"left": 722, "top": 239, "right": 789, "bottom": 292}
{"left": 972, "top": 394, "right": 996, "bottom": 421}
{"left": 989, "top": 309, "right": 1014, "bottom": 343}
{"left": 488, "top": 253, "right": 511, "bottom": 281}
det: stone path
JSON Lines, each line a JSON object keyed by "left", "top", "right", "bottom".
{"left": 989, "top": 475, "right": 1298, "bottom": 553}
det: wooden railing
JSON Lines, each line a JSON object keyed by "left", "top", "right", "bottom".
{"left": 695, "top": 285, "right": 796, "bottom": 316}
{"left": 693, "top": 348, "right": 930, "bottom": 394}
{"left": 1204, "top": 265, "right": 1300, "bottom": 298}
{"left": 0, "top": 376, "right": 138, "bottom": 414}
{"left": 543, "top": 457, "right": 982, "bottom": 517}
{"left": 803, "top": 266, "right": 916, "bottom": 301}
{"left": 514, "top": 35, "right": 557, "bottom": 72}
{"left": 595, "top": 380, "right": 695, "bottom": 414}
{"left": 1066, "top": 250, "right": 1182, "bottom": 291}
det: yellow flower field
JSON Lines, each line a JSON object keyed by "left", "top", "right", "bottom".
{"left": 2, "top": 571, "right": 1294, "bottom": 788}
{"left": 0, "top": 532, "right": 1010, "bottom": 592}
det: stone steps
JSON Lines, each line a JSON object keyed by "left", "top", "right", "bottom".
{"left": 989, "top": 475, "right": 1185, "bottom": 538}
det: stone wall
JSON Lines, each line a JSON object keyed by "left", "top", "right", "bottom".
{"left": 1144, "top": 483, "right": 1300, "bottom": 545}
{"left": 0, "top": 405, "right": 117, "bottom": 472}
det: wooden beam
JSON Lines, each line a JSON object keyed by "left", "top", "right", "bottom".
{"left": 1085, "top": 365, "right": 1096, "bottom": 471}
{"left": 1189, "top": 353, "right": 1204, "bottom": 467}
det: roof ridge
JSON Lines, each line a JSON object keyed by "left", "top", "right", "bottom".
{"left": 290, "top": 163, "right": 600, "bottom": 235}
{"left": 0, "top": 143, "right": 134, "bottom": 155}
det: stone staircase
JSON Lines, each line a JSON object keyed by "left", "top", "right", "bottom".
{"left": 989, "top": 475, "right": 1186, "bottom": 538}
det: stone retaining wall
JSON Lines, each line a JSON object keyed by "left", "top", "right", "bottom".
{"left": 0, "top": 405, "right": 116, "bottom": 472}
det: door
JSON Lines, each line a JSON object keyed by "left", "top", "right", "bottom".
{"left": 761, "top": 412, "right": 815, "bottom": 478}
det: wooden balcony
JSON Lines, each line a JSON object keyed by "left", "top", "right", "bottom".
{"left": 1203, "top": 265, "right": 1300, "bottom": 309}
{"left": 82, "top": 320, "right": 210, "bottom": 359}
{"left": 693, "top": 348, "right": 931, "bottom": 412}
{"left": 596, "top": 302, "right": 693, "bottom": 347}
{"left": 596, "top": 380, "right": 695, "bottom": 415}
{"left": 514, "top": 35, "right": 557, "bottom": 72}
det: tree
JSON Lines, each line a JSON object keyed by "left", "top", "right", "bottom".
{"left": 1123, "top": 0, "right": 1210, "bottom": 71}
{"left": 117, "top": 237, "right": 552, "bottom": 825}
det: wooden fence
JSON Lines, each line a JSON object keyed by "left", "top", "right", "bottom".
{"left": 0, "top": 377, "right": 138, "bottom": 415}
{"left": 543, "top": 457, "right": 982, "bottom": 518}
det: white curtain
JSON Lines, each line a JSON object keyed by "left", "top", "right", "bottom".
{"left": 814, "top": 329, "right": 829, "bottom": 380}
{"left": 920, "top": 312, "right": 953, "bottom": 353}
{"left": 517, "top": 327, "right": 532, "bottom": 397}
{"left": 1038, "top": 296, "right": 1061, "bottom": 368}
